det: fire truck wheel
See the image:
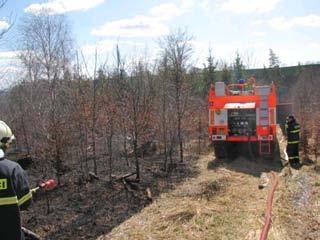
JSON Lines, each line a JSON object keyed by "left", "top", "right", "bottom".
{"left": 213, "top": 142, "right": 227, "bottom": 159}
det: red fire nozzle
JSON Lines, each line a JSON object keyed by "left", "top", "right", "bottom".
{"left": 39, "top": 179, "right": 57, "bottom": 191}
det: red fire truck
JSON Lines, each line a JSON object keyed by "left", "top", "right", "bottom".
{"left": 208, "top": 77, "right": 277, "bottom": 158}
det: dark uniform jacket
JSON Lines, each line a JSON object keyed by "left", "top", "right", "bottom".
{"left": 285, "top": 120, "right": 300, "bottom": 162}
{"left": 0, "top": 156, "right": 32, "bottom": 240}
{"left": 285, "top": 120, "right": 300, "bottom": 143}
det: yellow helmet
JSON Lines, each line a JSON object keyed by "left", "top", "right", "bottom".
{"left": 0, "top": 121, "right": 15, "bottom": 146}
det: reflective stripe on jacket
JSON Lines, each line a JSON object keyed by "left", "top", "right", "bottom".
{"left": 285, "top": 121, "right": 300, "bottom": 144}
{"left": 0, "top": 157, "right": 32, "bottom": 240}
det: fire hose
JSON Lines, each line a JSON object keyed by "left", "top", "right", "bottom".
{"left": 22, "top": 179, "right": 57, "bottom": 240}
{"left": 259, "top": 171, "right": 279, "bottom": 240}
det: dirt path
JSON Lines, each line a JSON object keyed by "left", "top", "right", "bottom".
{"left": 98, "top": 154, "right": 285, "bottom": 240}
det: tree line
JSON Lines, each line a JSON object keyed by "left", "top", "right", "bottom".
{"left": 1, "top": 13, "right": 207, "bottom": 184}
{"left": 0, "top": 11, "right": 319, "bottom": 186}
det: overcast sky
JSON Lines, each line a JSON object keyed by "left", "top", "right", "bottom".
{"left": 0, "top": 0, "right": 320, "bottom": 78}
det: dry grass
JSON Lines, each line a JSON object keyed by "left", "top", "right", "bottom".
{"left": 271, "top": 166, "right": 320, "bottom": 240}
{"left": 98, "top": 154, "right": 279, "bottom": 240}
{"left": 97, "top": 145, "right": 320, "bottom": 240}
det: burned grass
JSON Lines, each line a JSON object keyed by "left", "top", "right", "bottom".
{"left": 21, "top": 153, "right": 201, "bottom": 240}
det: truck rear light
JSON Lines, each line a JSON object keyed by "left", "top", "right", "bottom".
{"left": 217, "top": 128, "right": 225, "bottom": 135}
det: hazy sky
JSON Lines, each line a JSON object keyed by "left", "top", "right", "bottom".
{"left": 0, "top": 0, "right": 320, "bottom": 78}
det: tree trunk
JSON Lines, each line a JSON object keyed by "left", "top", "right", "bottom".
{"left": 178, "top": 115, "right": 183, "bottom": 162}
{"left": 133, "top": 139, "right": 140, "bottom": 180}
{"left": 175, "top": 72, "right": 183, "bottom": 163}
{"left": 162, "top": 91, "right": 168, "bottom": 171}
{"left": 107, "top": 122, "right": 114, "bottom": 181}
{"left": 92, "top": 50, "right": 98, "bottom": 175}
{"left": 51, "top": 75, "right": 62, "bottom": 186}
{"left": 123, "top": 128, "right": 130, "bottom": 167}
{"left": 198, "top": 113, "right": 202, "bottom": 155}
{"left": 92, "top": 81, "right": 97, "bottom": 175}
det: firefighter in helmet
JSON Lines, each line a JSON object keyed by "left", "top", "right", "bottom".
{"left": 285, "top": 115, "right": 301, "bottom": 169}
{"left": 0, "top": 120, "right": 33, "bottom": 239}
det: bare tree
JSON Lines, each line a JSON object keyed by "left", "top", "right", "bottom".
{"left": 91, "top": 50, "right": 98, "bottom": 175}
{"left": 156, "top": 51, "right": 170, "bottom": 170}
{"left": 8, "top": 83, "right": 31, "bottom": 154}
{"left": 159, "top": 29, "right": 193, "bottom": 163}
{"left": 121, "top": 60, "right": 155, "bottom": 180}
{"left": 112, "top": 46, "right": 132, "bottom": 168}
{"left": 18, "top": 12, "right": 73, "bottom": 185}
{"left": 95, "top": 67, "right": 117, "bottom": 181}
{"left": 71, "top": 66, "right": 91, "bottom": 179}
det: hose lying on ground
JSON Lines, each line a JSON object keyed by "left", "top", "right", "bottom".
{"left": 259, "top": 171, "right": 279, "bottom": 240}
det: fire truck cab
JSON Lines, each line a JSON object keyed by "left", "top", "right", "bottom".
{"left": 208, "top": 77, "right": 277, "bottom": 158}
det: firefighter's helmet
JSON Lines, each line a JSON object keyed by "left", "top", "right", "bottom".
{"left": 0, "top": 121, "right": 15, "bottom": 146}
{"left": 286, "top": 115, "right": 295, "bottom": 122}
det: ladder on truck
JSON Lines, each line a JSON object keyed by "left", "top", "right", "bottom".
{"left": 259, "top": 92, "right": 272, "bottom": 155}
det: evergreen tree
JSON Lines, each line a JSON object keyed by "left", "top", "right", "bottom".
{"left": 267, "top": 49, "right": 286, "bottom": 100}
{"left": 221, "top": 63, "right": 232, "bottom": 84}
{"left": 202, "top": 48, "right": 217, "bottom": 96}
{"left": 268, "top": 49, "right": 280, "bottom": 68}
{"left": 233, "top": 51, "right": 244, "bottom": 82}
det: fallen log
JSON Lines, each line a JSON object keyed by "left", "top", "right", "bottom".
{"left": 88, "top": 171, "right": 100, "bottom": 181}
{"left": 125, "top": 178, "right": 140, "bottom": 190}
{"left": 114, "top": 172, "right": 137, "bottom": 181}
{"left": 122, "top": 178, "right": 139, "bottom": 198}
